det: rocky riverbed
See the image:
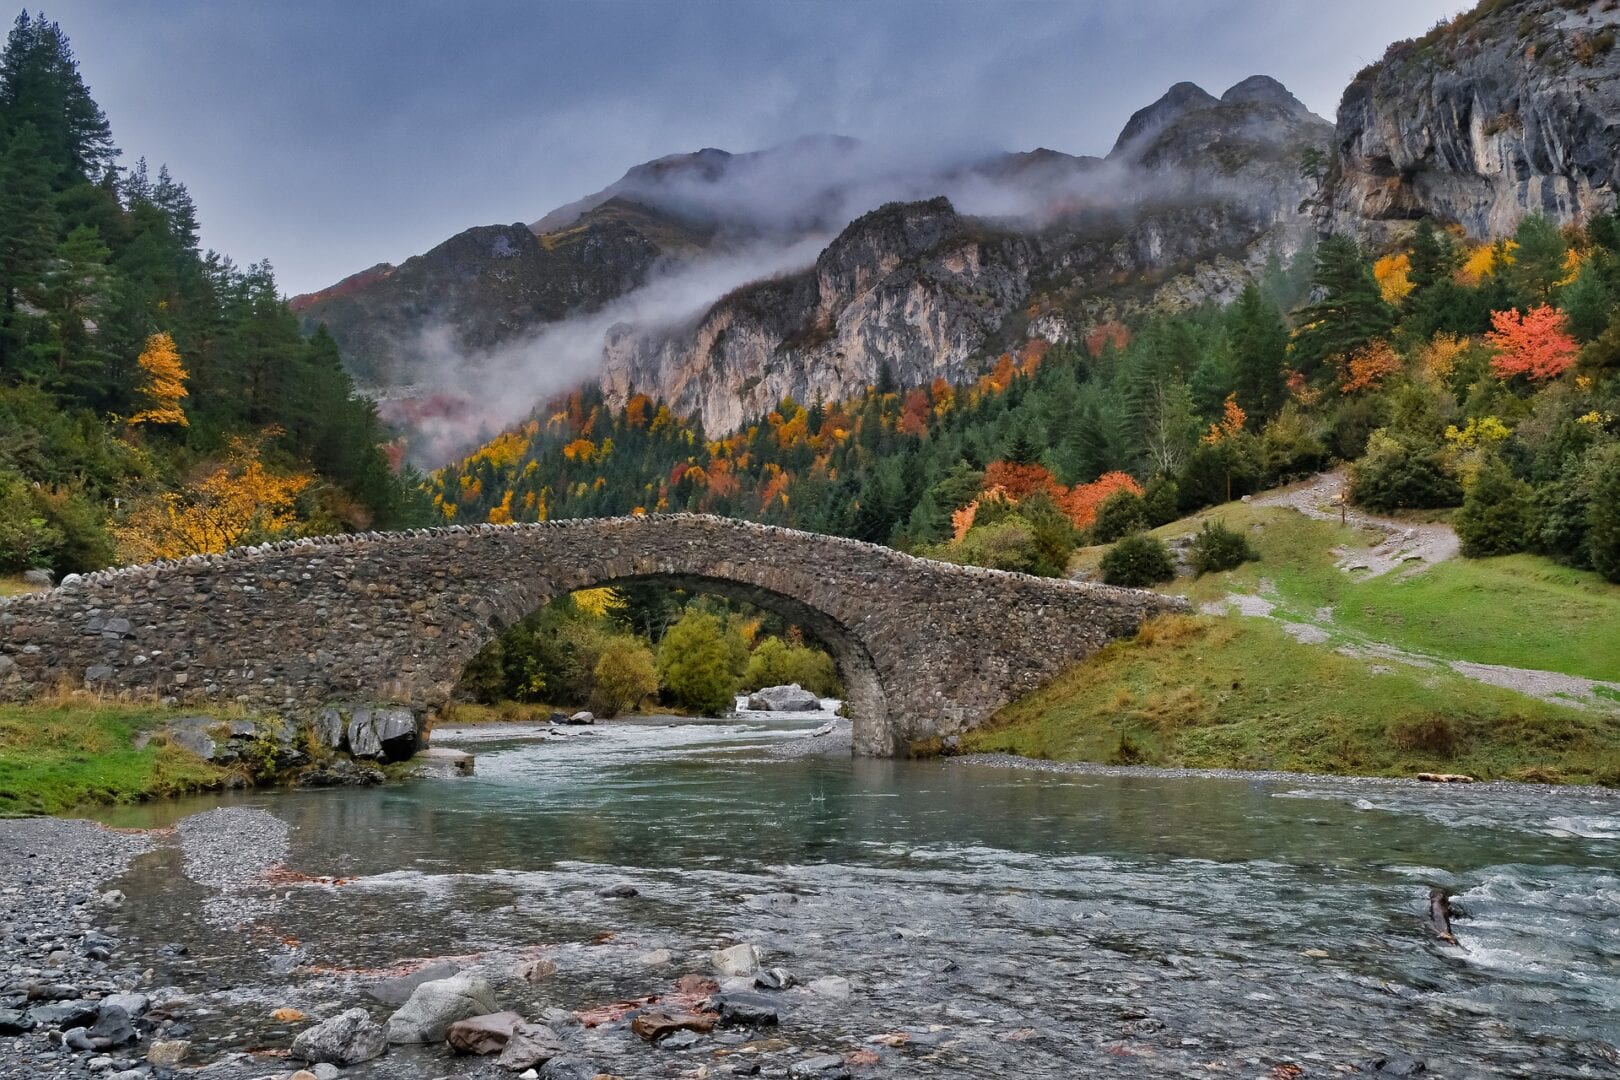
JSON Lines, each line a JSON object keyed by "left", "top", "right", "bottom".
{"left": 3, "top": 709, "right": 1617, "bottom": 1079}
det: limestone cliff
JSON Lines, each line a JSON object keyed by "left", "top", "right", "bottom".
{"left": 1326, "top": 0, "right": 1620, "bottom": 239}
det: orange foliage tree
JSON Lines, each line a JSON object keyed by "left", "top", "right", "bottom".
{"left": 1061, "top": 472, "right": 1143, "bottom": 531}
{"left": 1486, "top": 304, "right": 1578, "bottom": 381}
{"left": 1203, "top": 394, "right": 1247, "bottom": 444}
{"left": 982, "top": 460, "right": 1064, "bottom": 501}
{"left": 1085, "top": 321, "right": 1131, "bottom": 357}
{"left": 1340, "top": 339, "right": 1403, "bottom": 393}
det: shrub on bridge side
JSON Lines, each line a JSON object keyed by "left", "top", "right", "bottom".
{"left": 1100, "top": 533, "right": 1175, "bottom": 588}
{"left": 657, "top": 610, "right": 742, "bottom": 716}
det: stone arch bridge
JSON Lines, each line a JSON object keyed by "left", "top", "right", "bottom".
{"left": 0, "top": 515, "right": 1185, "bottom": 756}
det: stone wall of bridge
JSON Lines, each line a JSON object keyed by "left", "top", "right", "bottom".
{"left": 0, "top": 515, "right": 1186, "bottom": 756}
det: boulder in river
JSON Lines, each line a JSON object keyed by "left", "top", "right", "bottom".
{"left": 446, "top": 1010, "right": 524, "bottom": 1055}
{"left": 630, "top": 1010, "right": 716, "bottom": 1042}
{"left": 539, "top": 1056, "right": 601, "bottom": 1080}
{"left": 746, "top": 684, "right": 822, "bottom": 712}
{"left": 291, "top": 1007, "right": 388, "bottom": 1065}
{"left": 386, "top": 974, "right": 500, "bottom": 1044}
{"left": 567, "top": 710, "right": 595, "bottom": 725}
{"left": 85, "top": 1003, "right": 136, "bottom": 1047}
{"left": 496, "top": 1022, "right": 566, "bottom": 1069}
{"left": 711, "top": 943, "right": 763, "bottom": 976}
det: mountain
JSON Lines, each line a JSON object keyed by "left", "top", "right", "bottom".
{"left": 295, "top": 77, "right": 1330, "bottom": 458}
{"left": 1325, "top": 0, "right": 1620, "bottom": 239}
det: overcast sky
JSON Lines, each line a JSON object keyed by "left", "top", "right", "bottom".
{"left": 38, "top": 1, "right": 1463, "bottom": 295}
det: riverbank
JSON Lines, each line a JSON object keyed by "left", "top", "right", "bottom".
{"left": 962, "top": 614, "right": 1620, "bottom": 785}
{"left": 0, "top": 700, "right": 229, "bottom": 817}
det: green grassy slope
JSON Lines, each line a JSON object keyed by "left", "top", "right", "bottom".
{"left": 966, "top": 615, "right": 1620, "bottom": 784}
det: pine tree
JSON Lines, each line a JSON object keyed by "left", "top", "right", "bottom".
{"left": 0, "top": 12, "right": 117, "bottom": 183}
{"left": 1228, "top": 284, "right": 1288, "bottom": 423}
{"left": 0, "top": 123, "right": 56, "bottom": 373}
{"left": 1407, "top": 218, "right": 1455, "bottom": 293}
{"left": 1291, "top": 236, "right": 1396, "bottom": 376}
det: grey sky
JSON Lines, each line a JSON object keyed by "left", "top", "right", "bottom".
{"left": 39, "top": 1, "right": 1463, "bottom": 294}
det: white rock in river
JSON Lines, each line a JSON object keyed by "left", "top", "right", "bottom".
{"left": 711, "top": 942, "right": 763, "bottom": 976}
{"left": 386, "top": 974, "right": 499, "bottom": 1044}
{"left": 746, "top": 684, "right": 822, "bottom": 712}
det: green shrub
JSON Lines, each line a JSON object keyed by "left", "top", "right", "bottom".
{"left": 657, "top": 610, "right": 741, "bottom": 716}
{"left": 931, "top": 516, "right": 1042, "bottom": 574}
{"left": 743, "top": 636, "right": 842, "bottom": 697}
{"left": 1091, "top": 489, "right": 1147, "bottom": 543}
{"left": 1350, "top": 430, "right": 1462, "bottom": 511}
{"left": 1386, "top": 714, "right": 1460, "bottom": 756}
{"left": 1588, "top": 444, "right": 1620, "bottom": 583}
{"left": 1141, "top": 476, "right": 1180, "bottom": 527}
{"left": 590, "top": 636, "right": 659, "bottom": 717}
{"left": 1100, "top": 533, "right": 1176, "bottom": 587}
{"left": 1188, "top": 519, "right": 1258, "bottom": 575}
{"left": 0, "top": 474, "right": 63, "bottom": 573}
{"left": 1456, "top": 457, "right": 1532, "bottom": 558}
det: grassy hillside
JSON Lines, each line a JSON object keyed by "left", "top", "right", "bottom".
{"left": 1074, "top": 502, "right": 1620, "bottom": 683}
{"left": 966, "top": 614, "right": 1620, "bottom": 784}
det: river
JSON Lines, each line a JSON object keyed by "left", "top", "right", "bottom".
{"left": 87, "top": 706, "right": 1620, "bottom": 1079}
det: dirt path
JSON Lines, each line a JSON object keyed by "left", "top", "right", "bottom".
{"left": 1212, "top": 471, "right": 1620, "bottom": 712}
{"left": 1251, "top": 470, "right": 1459, "bottom": 576}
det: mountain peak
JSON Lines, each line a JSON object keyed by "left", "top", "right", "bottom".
{"left": 1221, "top": 74, "right": 1309, "bottom": 115}
{"left": 1110, "top": 81, "right": 1219, "bottom": 157}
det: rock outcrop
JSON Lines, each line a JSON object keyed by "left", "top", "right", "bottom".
{"left": 1326, "top": 0, "right": 1620, "bottom": 239}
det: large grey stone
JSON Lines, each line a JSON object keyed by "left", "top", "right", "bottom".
{"left": 747, "top": 684, "right": 822, "bottom": 712}
{"left": 365, "top": 960, "right": 461, "bottom": 1005}
{"left": 386, "top": 974, "right": 499, "bottom": 1044}
{"left": 346, "top": 708, "right": 382, "bottom": 758}
{"left": 313, "top": 708, "right": 345, "bottom": 749}
{"left": 711, "top": 943, "right": 762, "bottom": 977}
{"left": 291, "top": 1007, "right": 387, "bottom": 1065}
{"left": 497, "top": 1023, "right": 566, "bottom": 1069}
{"left": 22, "top": 568, "right": 52, "bottom": 586}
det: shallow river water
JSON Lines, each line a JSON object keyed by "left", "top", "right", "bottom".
{"left": 91, "top": 709, "right": 1620, "bottom": 1079}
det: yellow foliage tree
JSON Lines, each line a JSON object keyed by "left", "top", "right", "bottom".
{"left": 128, "top": 331, "right": 189, "bottom": 427}
{"left": 114, "top": 436, "right": 313, "bottom": 562}
{"left": 1373, "top": 253, "right": 1414, "bottom": 305}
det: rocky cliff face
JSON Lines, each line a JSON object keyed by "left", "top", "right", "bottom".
{"left": 1326, "top": 0, "right": 1620, "bottom": 239}
{"left": 296, "top": 77, "right": 1331, "bottom": 453}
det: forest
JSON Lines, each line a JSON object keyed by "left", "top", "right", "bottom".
{"left": 430, "top": 213, "right": 1620, "bottom": 586}
{"left": 0, "top": 12, "right": 424, "bottom": 580}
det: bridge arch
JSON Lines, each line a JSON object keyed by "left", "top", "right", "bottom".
{"left": 0, "top": 515, "right": 1185, "bottom": 756}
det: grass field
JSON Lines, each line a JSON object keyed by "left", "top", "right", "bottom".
{"left": 0, "top": 575, "right": 45, "bottom": 598}
{"left": 1073, "top": 503, "right": 1620, "bottom": 682}
{"left": 966, "top": 614, "right": 1620, "bottom": 784}
{"left": 0, "top": 701, "right": 227, "bottom": 816}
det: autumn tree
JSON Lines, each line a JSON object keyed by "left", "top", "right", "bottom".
{"left": 1486, "top": 305, "right": 1578, "bottom": 382}
{"left": 128, "top": 331, "right": 187, "bottom": 427}
{"left": 114, "top": 434, "right": 313, "bottom": 561}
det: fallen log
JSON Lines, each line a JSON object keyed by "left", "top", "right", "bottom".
{"left": 1417, "top": 773, "right": 1475, "bottom": 783}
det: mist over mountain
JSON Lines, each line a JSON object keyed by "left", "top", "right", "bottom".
{"left": 295, "top": 75, "right": 1333, "bottom": 462}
